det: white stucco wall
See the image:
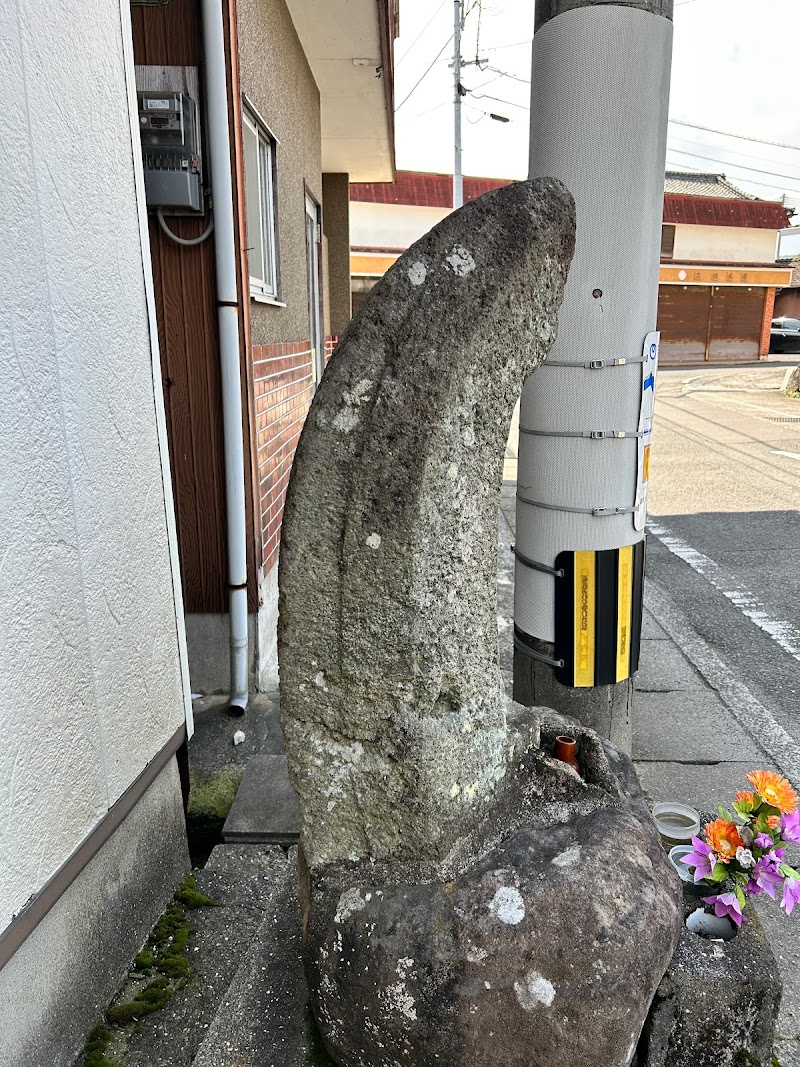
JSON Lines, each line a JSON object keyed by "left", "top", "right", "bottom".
{"left": 0, "top": 0, "right": 189, "bottom": 932}
{"left": 350, "top": 201, "right": 450, "bottom": 251}
{"left": 672, "top": 223, "right": 778, "bottom": 264}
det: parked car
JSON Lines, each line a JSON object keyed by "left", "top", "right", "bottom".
{"left": 770, "top": 316, "right": 800, "bottom": 354}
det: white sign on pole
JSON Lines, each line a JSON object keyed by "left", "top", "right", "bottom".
{"left": 634, "top": 331, "right": 659, "bottom": 533}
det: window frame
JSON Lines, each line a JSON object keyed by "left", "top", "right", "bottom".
{"left": 242, "top": 99, "right": 280, "bottom": 302}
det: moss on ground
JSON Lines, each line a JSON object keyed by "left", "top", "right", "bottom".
{"left": 80, "top": 876, "right": 217, "bottom": 1065}
{"left": 175, "top": 874, "right": 218, "bottom": 910}
{"left": 186, "top": 767, "right": 244, "bottom": 865}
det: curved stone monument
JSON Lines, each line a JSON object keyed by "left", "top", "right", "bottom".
{"left": 279, "top": 178, "right": 682, "bottom": 1067}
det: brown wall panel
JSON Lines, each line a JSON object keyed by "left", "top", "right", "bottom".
{"left": 132, "top": 0, "right": 256, "bottom": 614}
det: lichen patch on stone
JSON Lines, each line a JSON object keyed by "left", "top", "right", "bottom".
{"left": 366, "top": 532, "right": 382, "bottom": 550}
{"left": 408, "top": 261, "right": 427, "bottom": 286}
{"left": 552, "top": 846, "right": 581, "bottom": 868}
{"left": 380, "top": 958, "right": 418, "bottom": 1021}
{"left": 488, "top": 886, "right": 525, "bottom": 925}
{"left": 334, "top": 887, "right": 367, "bottom": 924}
{"left": 514, "top": 969, "right": 556, "bottom": 1010}
{"left": 445, "top": 245, "right": 476, "bottom": 276}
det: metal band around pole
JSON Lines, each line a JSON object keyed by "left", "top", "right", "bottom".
{"left": 512, "top": 544, "right": 565, "bottom": 578}
{"left": 519, "top": 427, "right": 644, "bottom": 440}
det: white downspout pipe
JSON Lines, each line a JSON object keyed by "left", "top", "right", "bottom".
{"left": 201, "top": 0, "right": 249, "bottom": 713}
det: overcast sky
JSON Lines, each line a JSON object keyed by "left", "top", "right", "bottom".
{"left": 394, "top": 0, "right": 800, "bottom": 241}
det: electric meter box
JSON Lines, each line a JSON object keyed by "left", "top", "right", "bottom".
{"left": 138, "top": 91, "right": 202, "bottom": 212}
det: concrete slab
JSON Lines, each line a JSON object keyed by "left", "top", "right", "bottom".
{"left": 189, "top": 693, "right": 283, "bottom": 781}
{"left": 222, "top": 755, "right": 301, "bottom": 845}
{"left": 124, "top": 845, "right": 292, "bottom": 1067}
{"left": 641, "top": 611, "right": 670, "bottom": 641}
{"left": 636, "top": 760, "right": 781, "bottom": 813}
{"left": 635, "top": 641, "right": 709, "bottom": 693}
{"left": 193, "top": 851, "right": 327, "bottom": 1067}
{"left": 633, "top": 690, "right": 766, "bottom": 762}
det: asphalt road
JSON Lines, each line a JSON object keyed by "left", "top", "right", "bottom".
{"left": 647, "top": 359, "right": 800, "bottom": 766}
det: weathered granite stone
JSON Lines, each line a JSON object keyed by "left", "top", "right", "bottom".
{"left": 639, "top": 902, "right": 782, "bottom": 1067}
{"left": 279, "top": 179, "right": 575, "bottom": 871}
{"left": 279, "top": 180, "right": 682, "bottom": 1067}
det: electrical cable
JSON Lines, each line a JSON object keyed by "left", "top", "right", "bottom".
{"left": 667, "top": 146, "right": 800, "bottom": 185}
{"left": 396, "top": 33, "right": 454, "bottom": 109}
{"left": 396, "top": 0, "right": 449, "bottom": 66}
{"left": 666, "top": 161, "right": 800, "bottom": 196}
{"left": 468, "top": 90, "right": 528, "bottom": 110}
{"left": 474, "top": 0, "right": 483, "bottom": 65}
{"left": 669, "top": 119, "right": 800, "bottom": 153}
{"left": 156, "top": 208, "right": 215, "bottom": 246}
{"left": 484, "top": 65, "right": 530, "bottom": 84}
{"left": 396, "top": 0, "right": 480, "bottom": 111}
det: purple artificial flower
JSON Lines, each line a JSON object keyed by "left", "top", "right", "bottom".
{"left": 780, "top": 878, "right": 800, "bottom": 917}
{"left": 745, "top": 879, "right": 763, "bottom": 897}
{"left": 754, "top": 832, "right": 773, "bottom": 849}
{"left": 702, "top": 892, "right": 744, "bottom": 928}
{"left": 782, "top": 812, "right": 800, "bottom": 844}
{"left": 682, "top": 836, "right": 717, "bottom": 883}
{"left": 750, "top": 855, "right": 784, "bottom": 900}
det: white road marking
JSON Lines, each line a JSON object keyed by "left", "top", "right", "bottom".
{"left": 647, "top": 520, "right": 800, "bottom": 664}
{"left": 771, "top": 450, "right": 800, "bottom": 462}
{"left": 646, "top": 580, "right": 800, "bottom": 789}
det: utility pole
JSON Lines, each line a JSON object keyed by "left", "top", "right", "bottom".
{"left": 453, "top": 0, "right": 463, "bottom": 208}
{"left": 512, "top": 0, "right": 674, "bottom": 752}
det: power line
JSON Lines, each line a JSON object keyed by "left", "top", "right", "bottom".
{"left": 468, "top": 90, "right": 529, "bottom": 110}
{"left": 474, "top": 0, "right": 483, "bottom": 64}
{"left": 484, "top": 39, "right": 531, "bottom": 51}
{"left": 484, "top": 65, "right": 530, "bottom": 85}
{"left": 665, "top": 160, "right": 800, "bottom": 196}
{"left": 396, "top": 0, "right": 481, "bottom": 111}
{"left": 667, "top": 145, "right": 800, "bottom": 185}
{"left": 396, "top": 33, "right": 454, "bottom": 109}
{"left": 396, "top": 0, "right": 449, "bottom": 67}
{"left": 669, "top": 119, "right": 800, "bottom": 153}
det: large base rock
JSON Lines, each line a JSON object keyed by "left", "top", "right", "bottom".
{"left": 639, "top": 900, "right": 782, "bottom": 1067}
{"left": 302, "top": 721, "right": 682, "bottom": 1067}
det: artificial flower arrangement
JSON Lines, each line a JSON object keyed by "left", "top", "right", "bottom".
{"left": 682, "top": 770, "right": 800, "bottom": 928}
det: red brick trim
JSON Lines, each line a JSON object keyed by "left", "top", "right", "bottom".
{"left": 253, "top": 341, "right": 315, "bottom": 572}
{"left": 324, "top": 335, "right": 339, "bottom": 365}
{"left": 760, "top": 287, "right": 776, "bottom": 358}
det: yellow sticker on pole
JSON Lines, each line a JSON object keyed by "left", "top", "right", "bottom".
{"left": 616, "top": 545, "right": 633, "bottom": 682}
{"left": 573, "top": 550, "right": 596, "bottom": 687}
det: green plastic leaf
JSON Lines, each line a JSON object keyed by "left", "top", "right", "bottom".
{"left": 779, "top": 864, "right": 800, "bottom": 880}
{"left": 735, "top": 885, "right": 746, "bottom": 909}
{"left": 711, "top": 863, "right": 729, "bottom": 883}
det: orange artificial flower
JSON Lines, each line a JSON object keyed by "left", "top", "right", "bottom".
{"left": 736, "top": 790, "right": 755, "bottom": 806}
{"left": 767, "top": 815, "right": 782, "bottom": 830}
{"left": 704, "top": 819, "right": 744, "bottom": 863}
{"left": 746, "top": 770, "right": 798, "bottom": 814}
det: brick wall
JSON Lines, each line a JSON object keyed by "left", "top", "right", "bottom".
{"left": 324, "top": 335, "right": 339, "bottom": 365}
{"left": 252, "top": 336, "right": 342, "bottom": 575}
{"left": 253, "top": 341, "right": 315, "bottom": 572}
